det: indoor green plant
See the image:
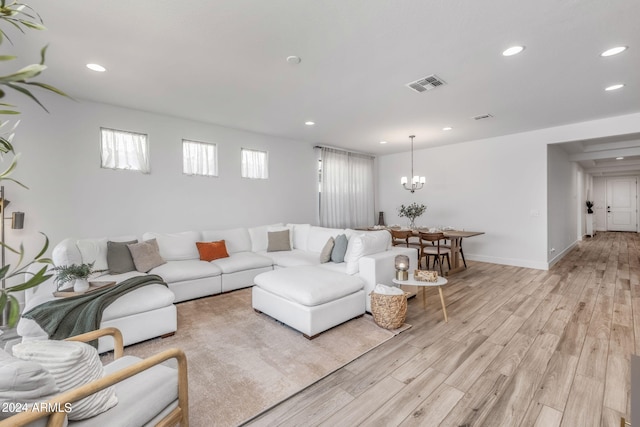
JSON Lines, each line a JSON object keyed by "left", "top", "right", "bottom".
{"left": 397, "top": 202, "right": 427, "bottom": 229}
{"left": 0, "top": 1, "right": 68, "bottom": 326}
{"left": 52, "top": 262, "right": 106, "bottom": 292}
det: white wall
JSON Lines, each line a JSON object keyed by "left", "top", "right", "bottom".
{"left": 5, "top": 96, "right": 318, "bottom": 261}
{"left": 547, "top": 144, "right": 579, "bottom": 266}
{"left": 377, "top": 133, "right": 548, "bottom": 269}
{"left": 377, "top": 111, "right": 640, "bottom": 270}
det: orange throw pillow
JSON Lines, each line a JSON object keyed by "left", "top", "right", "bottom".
{"left": 196, "top": 240, "right": 230, "bottom": 261}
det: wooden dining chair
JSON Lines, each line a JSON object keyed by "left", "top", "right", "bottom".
{"left": 442, "top": 237, "right": 467, "bottom": 268}
{"left": 390, "top": 229, "right": 421, "bottom": 249}
{"left": 418, "top": 232, "right": 451, "bottom": 275}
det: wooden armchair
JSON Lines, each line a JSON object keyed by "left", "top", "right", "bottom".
{"left": 390, "top": 229, "right": 420, "bottom": 249}
{"left": 3, "top": 328, "right": 189, "bottom": 427}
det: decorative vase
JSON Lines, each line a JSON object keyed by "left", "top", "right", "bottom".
{"left": 409, "top": 218, "right": 416, "bottom": 230}
{"left": 377, "top": 211, "right": 386, "bottom": 226}
{"left": 73, "top": 278, "right": 90, "bottom": 293}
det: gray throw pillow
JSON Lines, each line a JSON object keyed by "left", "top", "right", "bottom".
{"left": 127, "top": 239, "right": 166, "bottom": 273}
{"left": 107, "top": 240, "right": 138, "bottom": 274}
{"left": 267, "top": 230, "right": 291, "bottom": 252}
{"left": 320, "top": 237, "right": 335, "bottom": 263}
{"left": 331, "top": 234, "right": 348, "bottom": 263}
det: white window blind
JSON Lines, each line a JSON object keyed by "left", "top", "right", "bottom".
{"left": 241, "top": 148, "right": 268, "bottom": 179}
{"left": 100, "top": 128, "right": 150, "bottom": 173}
{"left": 183, "top": 140, "right": 218, "bottom": 177}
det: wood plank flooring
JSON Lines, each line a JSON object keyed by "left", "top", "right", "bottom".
{"left": 245, "top": 232, "right": 635, "bottom": 426}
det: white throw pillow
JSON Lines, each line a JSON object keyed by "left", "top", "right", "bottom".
{"left": 344, "top": 231, "right": 391, "bottom": 274}
{"left": 142, "top": 231, "right": 201, "bottom": 261}
{"left": 12, "top": 340, "right": 118, "bottom": 420}
{"left": 248, "top": 223, "right": 284, "bottom": 252}
{"left": 286, "top": 224, "right": 311, "bottom": 251}
{"left": 307, "top": 226, "right": 345, "bottom": 253}
{"left": 0, "top": 348, "right": 59, "bottom": 420}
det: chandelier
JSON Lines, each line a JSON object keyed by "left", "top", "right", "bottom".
{"left": 401, "top": 135, "right": 425, "bottom": 193}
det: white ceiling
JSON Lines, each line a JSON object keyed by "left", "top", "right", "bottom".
{"left": 9, "top": 0, "right": 640, "bottom": 158}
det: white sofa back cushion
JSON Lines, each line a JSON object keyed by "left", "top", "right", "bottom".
{"left": 142, "top": 231, "right": 201, "bottom": 261}
{"left": 344, "top": 230, "right": 392, "bottom": 274}
{"left": 248, "top": 223, "right": 284, "bottom": 252}
{"left": 201, "top": 228, "right": 251, "bottom": 254}
{"left": 76, "top": 235, "right": 138, "bottom": 271}
{"left": 286, "top": 224, "right": 311, "bottom": 251}
{"left": 307, "top": 226, "right": 345, "bottom": 253}
{"left": 52, "top": 238, "right": 83, "bottom": 267}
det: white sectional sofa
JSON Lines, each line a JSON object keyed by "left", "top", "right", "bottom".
{"left": 18, "top": 223, "right": 418, "bottom": 348}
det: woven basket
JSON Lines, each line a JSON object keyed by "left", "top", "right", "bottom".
{"left": 370, "top": 291, "right": 408, "bottom": 330}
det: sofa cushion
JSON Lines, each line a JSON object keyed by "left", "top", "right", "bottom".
{"left": 254, "top": 266, "right": 364, "bottom": 306}
{"left": 331, "top": 234, "right": 348, "bottom": 263}
{"left": 150, "top": 259, "right": 221, "bottom": 283}
{"left": 100, "top": 284, "right": 175, "bottom": 321}
{"left": 307, "top": 226, "right": 344, "bottom": 253}
{"left": 287, "top": 223, "right": 311, "bottom": 251}
{"left": 248, "top": 223, "right": 284, "bottom": 252}
{"left": 201, "top": 228, "right": 251, "bottom": 254}
{"left": 196, "top": 241, "right": 230, "bottom": 261}
{"left": 52, "top": 238, "right": 83, "bottom": 267}
{"left": 0, "top": 349, "right": 59, "bottom": 420}
{"left": 320, "top": 237, "right": 334, "bottom": 263}
{"left": 210, "top": 252, "right": 273, "bottom": 274}
{"left": 71, "top": 355, "right": 178, "bottom": 427}
{"left": 344, "top": 230, "right": 391, "bottom": 274}
{"left": 267, "top": 230, "right": 291, "bottom": 252}
{"left": 77, "top": 235, "right": 138, "bottom": 273}
{"left": 12, "top": 341, "right": 118, "bottom": 420}
{"left": 107, "top": 240, "right": 138, "bottom": 274}
{"left": 259, "top": 249, "right": 321, "bottom": 268}
{"left": 128, "top": 239, "right": 166, "bottom": 273}
{"left": 142, "top": 231, "right": 201, "bottom": 261}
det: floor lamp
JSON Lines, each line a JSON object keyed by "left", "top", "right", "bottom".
{"left": 0, "top": 185, "right": 25, "bottom": 327}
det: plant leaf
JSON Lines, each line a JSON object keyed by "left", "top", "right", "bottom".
{"left": 33, "top": 233, "right": 49, "bottom": 259}
{"left": 5, "top": 82, "right": 48, "bottom": 112}
{"left": 7, "top": 294, "right": 20, "bottom": 326}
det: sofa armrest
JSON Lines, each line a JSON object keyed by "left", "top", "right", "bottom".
{"left": 358, "top": 247, "right": 419, "bottom": 312}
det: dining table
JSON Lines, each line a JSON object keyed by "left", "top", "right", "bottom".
{"left": 366, "top": 226, "right": 485, "bottom": 275}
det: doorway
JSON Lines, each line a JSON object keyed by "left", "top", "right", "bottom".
{"left": 606, "top": 177, "right": 638, "bottom": 232}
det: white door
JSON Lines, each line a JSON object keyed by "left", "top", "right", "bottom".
{"left": 606, "top": 177, "right": 637, "bottom": 232}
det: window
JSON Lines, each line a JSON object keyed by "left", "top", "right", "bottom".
{"left": 100, "top": 128, "right": 150, "bottom": 173}
{"left": 183, "top": 140, "right": 218, "bottom": 177}
{"left": 241, "top": 148, "right": 268, "bottom": 179}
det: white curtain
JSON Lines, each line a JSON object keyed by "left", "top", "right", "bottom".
{"left": 319, "top": 147, "right": 375, "bottom": 229}
{"left": 183, "top": 140, "right": 218, "bottom": 176}
{"left": 241, "top": 148, "right": 268, "bottom": 179}
{"left": 100, "top": 128, "right": 150, "bottom": 173}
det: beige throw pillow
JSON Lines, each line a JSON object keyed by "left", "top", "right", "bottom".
{"left": 320, "top": 237, "right": 335, "bottom": 263}
{"left": 267, "top": 230, "right": 291, "bottom": 252}
{"left": 12, "top": 340, "right": 118, "bottom": 420}
{"left": 127, "top": 239, "right": 166, "bottom": 272}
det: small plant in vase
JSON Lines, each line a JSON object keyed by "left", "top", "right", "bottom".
{"left": 586, "top": 201, "right": 594, "bottom": 214}
{"left": 52, "top": 262, "right": 106, "bottom": 292}
{"left": 398, "top": 202, "right": 427, "bottom": 229}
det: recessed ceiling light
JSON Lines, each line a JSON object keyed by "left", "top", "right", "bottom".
{"left": 86, "top": 63, "right": 106, "bottom": 72}
{"left": 442, "top": 127, "right": 452, "bottom": 131}
{"left": 605, "top": 84, "right": 625, "bottom": 91}
{"left": 601, "top": 46, "right": 627, "bottom": 57}
{"left": 380, "top": 141, "right": 388, "bottom": 144}
{"left": 304, "top": 121, "right": 315, "bottom": 126}
{"left": 286, "top": 55, "right": 302, "bottom": 64}
{"left": 502, "top": 46, "right": 525, "bottom": 56}
{"left": 616, "top": 156, "right": 625, "bottom": 160}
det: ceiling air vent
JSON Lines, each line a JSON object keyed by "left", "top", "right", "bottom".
{"left": 472, "top": 113, "right": 494, "bottom": 121}
{"left": 406, "top": 74, "right": 446, "bottom": 93}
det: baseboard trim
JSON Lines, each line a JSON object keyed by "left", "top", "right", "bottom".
{"left": 548, "top": 241, "right": 578, "bottom": 269}
{"left": 466, "top": 254, "right": 549, "bottom": 271}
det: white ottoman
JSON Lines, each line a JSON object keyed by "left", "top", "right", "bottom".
{"left": 252, "top": 266, "right": 366, "bottom": 339}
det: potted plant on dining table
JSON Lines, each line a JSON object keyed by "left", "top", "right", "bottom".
{"left": 397, "top": 202, "right": 427, "bottom": 230}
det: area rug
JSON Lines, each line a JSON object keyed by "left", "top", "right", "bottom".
{"left": 102, "top": 288, "right": 407, "bottom": 427}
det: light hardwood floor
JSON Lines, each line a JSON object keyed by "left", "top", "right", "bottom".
{"left": 245, "top": 231, "right": 634, "bottom": 426}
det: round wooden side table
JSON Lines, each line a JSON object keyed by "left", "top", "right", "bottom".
{"left": 392, "top": 276, "right": 449, "bottom": 322}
